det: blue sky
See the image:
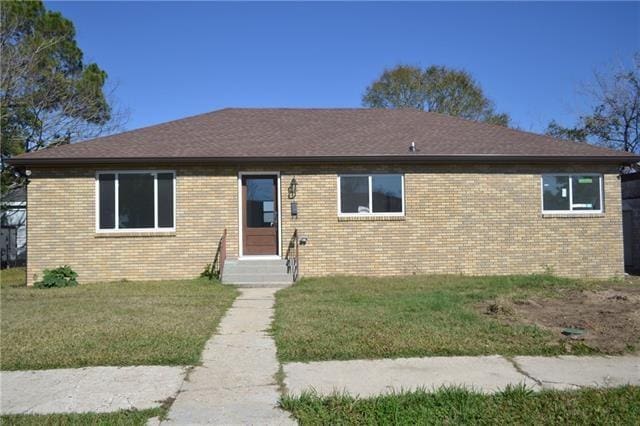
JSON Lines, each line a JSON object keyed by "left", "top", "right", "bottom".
{"left": 47, "top": 1, "right": 639, "bottom": 133}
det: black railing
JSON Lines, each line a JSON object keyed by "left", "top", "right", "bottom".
{"left": 210, "top": 228, "right": 227, "bottom": 280}
{"left": 285, "top": 229, "right": 299, "bottom": 282}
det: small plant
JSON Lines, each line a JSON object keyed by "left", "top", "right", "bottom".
{"left": 485, "top": 298, "right": 515, "bottom": 316}
{"left": 497, "top": 383, "right": 535, "bottom": 398}
{"left": 200, "top": 263, "right": 214, "bottom": 279}
{"left": 541, "top": 264, "right": 555, "bottom": 276}
{"left": 200, "top": 263, "right": 222, "bottom": 281}
{"left": 34, "top": 265, "right": 78, "bottom": 288}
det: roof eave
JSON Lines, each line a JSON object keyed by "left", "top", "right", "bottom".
{"left": 7, "top": 154, "right": 640, "bottom": 167}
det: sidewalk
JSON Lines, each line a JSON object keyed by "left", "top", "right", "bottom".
{"left": 283, "top": 354, "right": 640, "bottom": 397}
{"left": 0, "top": 366, "right": 186, "bottom": 415}
{"left": 163, "top": 287, "right": 294, "bottom": 425}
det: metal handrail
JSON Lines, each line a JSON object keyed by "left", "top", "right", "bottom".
{"left": 285, "top": 229, "right": 299, "bottom": 282}
{"left": 211, "top": 228, "right": 227, "bottom": 280}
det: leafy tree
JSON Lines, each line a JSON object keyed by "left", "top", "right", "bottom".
{"left": 1, "top": 0, "right": 124, "bottom": 192}
{"left": 546, "top": 54, "right": 639, "bottom": 155}
{"left": 545, "top": 120, "right": 589, "bottom": 143}
{"left": 362, "top": 65, "right": 509, "bottom": 126}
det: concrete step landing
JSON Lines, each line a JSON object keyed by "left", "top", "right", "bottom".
{"left": 222, "top": 259, "right": 293, "bottom": 287}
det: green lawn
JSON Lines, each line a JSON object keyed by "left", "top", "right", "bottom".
{"left": 1, "top": 268, "right": 237, "bottom": 370}
{"left": 281, "top": 386, "right": 640, "bottom": 425}
{"left": 0, "top": 408, "right": 163, "bottom": 426}
{"left": 272, "top": 274, "right": 632, "bottom": 362}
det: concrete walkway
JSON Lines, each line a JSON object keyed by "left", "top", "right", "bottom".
{"left": 3, "top": 289, "right": 638, "bottom": 422}
{"left": 164, "top": 287, "right": 294, "bottom": 425}
{"left": 283, "top": 355, "right": 640, "bottom": 397}
{"left": 0, "top": 366, "right": 186, "bottom": 415}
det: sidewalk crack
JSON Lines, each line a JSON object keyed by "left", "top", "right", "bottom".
{"left": 504, "top": 356, "right": 543, "bottom": 387}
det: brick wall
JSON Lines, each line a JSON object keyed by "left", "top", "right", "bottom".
{"left": 26, "top": 163, "right": 624, "bottom": 285}
{"left": 280, "top": 164, "right": 623, "bottom": 279}
{"left": 26, "top": 166, "right": 238, "bottom": 285}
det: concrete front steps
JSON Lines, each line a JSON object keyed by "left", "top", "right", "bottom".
{"left": 222, "top": 258, "right": 293, "bottom": 287}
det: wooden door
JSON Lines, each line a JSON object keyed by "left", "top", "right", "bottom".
{"left": 242, "top": 175, "right": 278, "bottom": 255}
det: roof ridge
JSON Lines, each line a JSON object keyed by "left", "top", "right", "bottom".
{"left": 222, "top": 107, "right": 629, "bottom": 154}
{"left": 415, "top": 109, "right": 624, "bottom": 154}
{"left": 9, "top": 107, "right": 639, "bottom": 165}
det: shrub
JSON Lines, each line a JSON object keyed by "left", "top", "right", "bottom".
{"left": 200, "top": 263, "right": 214, "bottom": 279}
{"left": 34, "top": 266, "right": 78, "bottom": 288}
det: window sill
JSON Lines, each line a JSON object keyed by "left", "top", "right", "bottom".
{"left": 541, "top": 213, "right": 605, "bottom": 219}
{"left": 338, "top": 215, "right": 406, "bottom": 222}
{"left": 95, "top": 231, "right": 177, "bottom": 238}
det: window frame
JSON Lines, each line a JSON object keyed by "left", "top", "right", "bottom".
{"left": 337, "top": 173, "right": 405, "bottom": 217}
{"left": 540, "top": 173, "right": 604, "bottom": 215}
{"left": 95, "top": 170, "right": 176, "bottom": 233}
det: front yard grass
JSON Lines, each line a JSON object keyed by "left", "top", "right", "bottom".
{"left": 1, "top": 269, "right": 237, "bottom": 370}
{"left": 281, "top": 385, "right": 640, "bottom": 425}
{"left": 272, "top": 274, "right": 638, "bottom": 362}
{"left": 0, "top": 408, "right": 163, "bottom": 426}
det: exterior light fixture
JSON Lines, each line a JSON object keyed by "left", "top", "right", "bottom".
{"left": 288, "top": 177, "right": 298, "bottom": 199}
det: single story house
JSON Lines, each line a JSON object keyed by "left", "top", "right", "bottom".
{"left": 9, "top": 108, "right": 640, "bottom": 286}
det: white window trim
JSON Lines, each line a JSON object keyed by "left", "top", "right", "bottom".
{"left": 540, "top": 173, "right": 604, "bottom": 215}
{"left": 95, "top": 170, "right": 176, "bottom": 232}
{"left": 337, "top": 173, "right": 405, "bottom": 217}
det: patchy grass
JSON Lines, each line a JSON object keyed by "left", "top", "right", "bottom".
{"left": 0, "top": 408, "right": 163, "bottom": 425}
{"left": 1, "top": 275, "right": 237, "bottom": 370}
{"left": 273, "top": 274, "right": 639, "bottom": 362}
{"left": 280, "top": 386, "right": 640, "bottom": 425}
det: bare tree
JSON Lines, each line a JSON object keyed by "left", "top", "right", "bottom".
{"left": 580, "top": 54, "right": 639, "bottom": 153}
{"left": 546, "top": 54, "right": 639, "bottom": 155}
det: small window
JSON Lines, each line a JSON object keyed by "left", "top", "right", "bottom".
{"left": 541, "top": 174, "right": 603, "bottom": 213}
{"left": 338, "top": 174, "right": 404, "bottom": 215}
{"left": 97, "top": 171, "right": 175, "bottom": 231}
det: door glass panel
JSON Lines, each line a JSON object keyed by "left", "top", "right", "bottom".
{"left": 246, "top": 178, "right": 275, "bottom": 228}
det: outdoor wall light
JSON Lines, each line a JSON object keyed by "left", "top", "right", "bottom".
{"left": 299, "top": 236, "right": 308, "bottom": 245}
{"left": 12, "top": 168, "right": 31, "bottom": 184}
{"left": 288, "top": 177, "right": 297, "bottom": 199}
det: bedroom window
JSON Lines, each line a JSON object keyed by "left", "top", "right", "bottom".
{"left": 338, "top": 174, "right": 404, "bottom": 215}
{"left": 97, "top": 171, "right": 175, "bottom": 231}
{"left": 541, "top": 174, "right": 603, "bottom": 214}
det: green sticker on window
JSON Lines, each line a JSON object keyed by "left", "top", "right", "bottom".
{"left": 578, "top": 178, "right": 593, "bottom": 184}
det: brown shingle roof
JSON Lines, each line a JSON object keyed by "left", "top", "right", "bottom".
{"left": 10, "top": 108, "right": 640, "bottom": 165}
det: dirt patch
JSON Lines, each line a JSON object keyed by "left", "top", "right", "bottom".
{"left": 484, "top": 287, "right": 640, "bottom": 354}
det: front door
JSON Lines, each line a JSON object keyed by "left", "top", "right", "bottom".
{"left": 242, "top": 175, "right": 279, "bottom": 256}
